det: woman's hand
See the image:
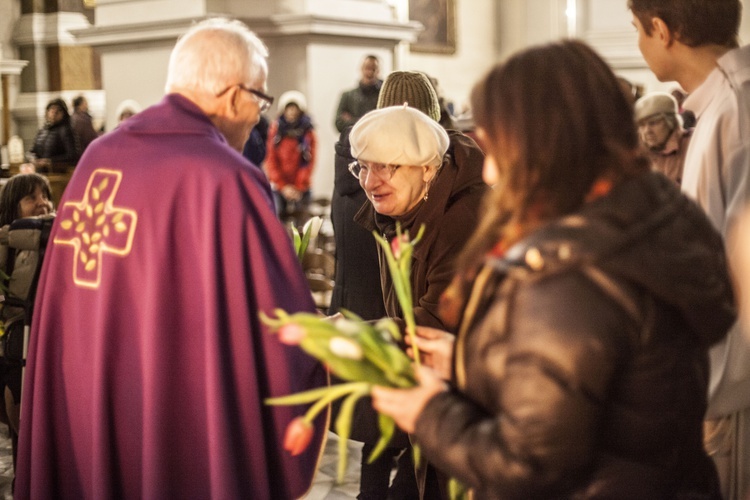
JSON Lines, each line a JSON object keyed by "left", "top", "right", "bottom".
{"left": 371, "top": 365, "right": 448, "bottom": 434}
{"left": 407, "top": 326, "right": 455, "bottom": 380}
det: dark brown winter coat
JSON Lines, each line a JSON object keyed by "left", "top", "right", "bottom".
{"left": 355, "top": 130, "right": 488, "bottom": 330}
{"left": 414, "top": 172, "right": 734, "bottom": 499}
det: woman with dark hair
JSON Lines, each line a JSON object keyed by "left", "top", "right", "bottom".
{"left": 28, "top": 98, "right": 80, "bottom": 172}
{"left": 0, "top": 173, "right": 54, "bottom": 468}
{"left": 0, "top": 173, "right": 53, "bottom": 227}
{"left": 371, "top": 40, "right": 735, "bottom": 498}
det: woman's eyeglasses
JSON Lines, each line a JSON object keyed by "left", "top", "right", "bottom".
{"left": 348, "top": 161, "right": 402, "bottom": 180}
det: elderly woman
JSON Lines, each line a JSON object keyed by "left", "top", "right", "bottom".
{"left": 349, "top": 104, "right": 488, "bottom": 498}
{"left": 372, "top": 40, "right": 735, "bottom": 498}
{"left": 351, "top": 105, "right": 488, "bottom": 329}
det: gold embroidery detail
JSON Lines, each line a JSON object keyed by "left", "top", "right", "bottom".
{"left": 53, "top": 168, "right": 138, "bottom": 289}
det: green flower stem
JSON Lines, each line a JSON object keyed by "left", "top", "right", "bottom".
{"left": 265, "top": 381, "right": 366, "bottom": 407}
{"left": 368, "top": 413, "right": 396, "bottom": 463}
{"left": 372, "top": 226, "right": 424, "bottom": 370}
{"left": 334, "top": 385, "right": 372, "bottom": 482}
{"left": 404, "top": 315, "right": 420, "bottom": 369}
{"left": 302, "top": 381, "right": 370, "bottom": 424}
{"left": 291, "top": 222, "right": 303, "bottom": 259}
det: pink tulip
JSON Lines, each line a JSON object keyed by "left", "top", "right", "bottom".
{"left": 391, "top": 235, "right": 406, "bottom": 259}
{"left": 278, "top": 323, "right": 306, "bottom": 345}
{"left": 284, "top": 417, "right": 314, "bottom": 456}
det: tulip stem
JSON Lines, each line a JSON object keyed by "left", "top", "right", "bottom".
{"left": 303, "top": 382, "right": 370, "bottom": 424}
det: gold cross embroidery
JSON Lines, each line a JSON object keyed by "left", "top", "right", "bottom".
{"left": 54, "top": 168, "right": 137, "bottom": 289}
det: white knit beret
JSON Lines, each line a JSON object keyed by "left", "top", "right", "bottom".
{"left": 350, "top": 105, "right": 449, "bottom": 167}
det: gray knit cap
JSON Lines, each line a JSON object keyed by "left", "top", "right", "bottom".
{"left": 377, "top": 71, "right": 441, "bottom": 123}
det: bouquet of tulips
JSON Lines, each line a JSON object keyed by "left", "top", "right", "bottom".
{"left": 262, "top": 223, "right": 425, "bottom": 482}
{"left": 261, "top": 309, "right": 415, "bottom": 480}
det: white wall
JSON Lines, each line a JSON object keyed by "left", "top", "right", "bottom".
{"left": 99, "top": 43, "right": 172, "bottom": 132}
{"left": 401, "top": 0, "right": 498, "bottom": 115}
{"left": 0, "top": 0, "right": 23, "bottom": 144}
{"left": 303, "top": 43, "right": 392, "bottom": 199}
{"left": 0, "top": 2, "right": 18, "bottom": 60}
{"left": 265, "top": 39, "right": 392, "bottom": 199}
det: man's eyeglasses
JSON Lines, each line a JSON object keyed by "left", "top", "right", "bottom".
{"left": 348, "top": 161, "right": 402, "bottom": 181}
{"left": 217, "top": 84, "right": 275, "bottom": 112}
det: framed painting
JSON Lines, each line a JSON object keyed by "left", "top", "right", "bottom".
{"left": 409, "top": 0, "right": 457, "bottom": 55}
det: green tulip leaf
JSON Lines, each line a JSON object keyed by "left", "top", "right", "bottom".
{"left": 334, "top": 385, "right": 371, "bottom": 482}
{"left": 367, "top": 413, "right": 396, "bottom": 464}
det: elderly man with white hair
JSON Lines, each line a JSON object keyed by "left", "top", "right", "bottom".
{"left": 15, "top": 18, "right": 327, "bottom": 499}
{"left": 635, "top": 91, "right": 693, "bottom": 185}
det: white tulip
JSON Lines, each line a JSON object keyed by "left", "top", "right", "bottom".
{"left": 329, "top": 337, "right": 363, "bottom": 360}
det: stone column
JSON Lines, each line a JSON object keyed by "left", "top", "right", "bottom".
{"left": 12, "top": 0, "right": 103, "bottom": 148}
{"left": 1, "top": 56, "right": 29, "bottom": 147}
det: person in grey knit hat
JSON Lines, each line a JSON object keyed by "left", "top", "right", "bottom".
{"left": 376, "top": 71, "right": 442, "bottom": 123}
{"left": 634, "top": 91, "right": 692, "bottom": 185}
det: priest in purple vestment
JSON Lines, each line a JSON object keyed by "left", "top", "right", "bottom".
{"left": 15, "top": 18, "right": 328, "bottom": 499}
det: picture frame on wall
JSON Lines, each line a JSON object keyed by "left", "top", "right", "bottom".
{"left": 409, "top": 0, "right": 457, "bottom": 55}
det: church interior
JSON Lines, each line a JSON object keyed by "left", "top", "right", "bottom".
{"left": 1, "top": 1, "right": 750, "bottom": 499}
{"left": 3, "top": 0, "right": 747, "bottom": 202}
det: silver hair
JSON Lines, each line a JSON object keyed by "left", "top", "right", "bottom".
{"left": 165, "top": 18, "right": 269, "bottom": 95}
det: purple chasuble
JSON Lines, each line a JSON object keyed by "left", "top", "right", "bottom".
{"left": 15, "top": 94, "right": 327, "bottom": 499}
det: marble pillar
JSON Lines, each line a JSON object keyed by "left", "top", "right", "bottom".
{"left": 12, "top": 0, "right": 103, "bottom": 153}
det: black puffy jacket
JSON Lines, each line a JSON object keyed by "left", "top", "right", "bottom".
{"left": 30, "top": 121, "right": 79, "bottom": 167}
{"left": 414, "top": 172, "right": 735, "bottom": 499}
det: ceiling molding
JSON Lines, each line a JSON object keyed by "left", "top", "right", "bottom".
{"left": 13, "top": 12, "right": 93, "bottom": 46}
{"left": 70, "top": 14, "right": 422, "bottom": 48}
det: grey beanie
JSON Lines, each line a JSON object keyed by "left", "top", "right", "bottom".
{"left": 377, "top": 71, "right": 441, "bottom": 123}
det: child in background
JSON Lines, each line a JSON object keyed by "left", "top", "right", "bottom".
{"left": 264, "top": 91, "right": 317, "bottom": 222}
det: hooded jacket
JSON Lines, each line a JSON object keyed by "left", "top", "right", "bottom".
{"left": 264, "top": 114, "right": 316, "bottom": 192}
{"left": 355, "top": 130, "right": 489, "bottom": 330}
{"left": 413, "top": 172, "right": 734, "bottom": 499}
